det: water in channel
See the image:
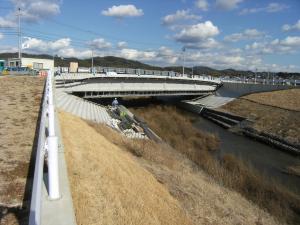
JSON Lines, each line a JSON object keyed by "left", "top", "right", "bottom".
{"left": 194, "top": 116, "right": 300, "bottom": 194}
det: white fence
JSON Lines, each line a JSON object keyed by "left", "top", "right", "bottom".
{"left": 29, "top": 70, "right": 60, "bottom": 225}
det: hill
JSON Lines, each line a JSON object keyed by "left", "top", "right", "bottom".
{"left": 0, "top": 52, "right": 299, "bottom": 78}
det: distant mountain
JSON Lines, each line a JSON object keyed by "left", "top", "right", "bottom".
{"left": 0, "top": 52, "right": 299, "bottom": 78}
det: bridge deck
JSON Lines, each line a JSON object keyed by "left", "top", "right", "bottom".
{"left": 55, "top": 73, "right": 219, "bottom": 98}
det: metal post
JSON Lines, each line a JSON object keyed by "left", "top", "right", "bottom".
{"left": 91, "top": 50, "right": 94, "bottom": 75}
{"left": 47, "top": 70, "right": 60, "bottom": 200}
{"left": 18, "top": 8, "right": 22, "bottom": 65}
{"left": 182, "top": 47, "right": 185, "bottom": 77}
{"left": 192, "top": 66, "right": 194, "bottom": 78}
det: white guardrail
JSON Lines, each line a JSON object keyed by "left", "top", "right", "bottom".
{"left": 29, "top": 70, "right": 60, "bottom": 225}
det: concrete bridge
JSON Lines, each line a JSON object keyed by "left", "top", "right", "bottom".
{"left": 55, "top": 72, "right": 297, "bottom": 106}
{"left": 55, "top": 73, "right": 221, "bottom": 98}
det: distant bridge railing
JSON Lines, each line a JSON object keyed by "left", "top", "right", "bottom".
{"left": 56, "top": 66, "right": 179, "bottom": 76}
{"left": 198, "top": 75, "right": 299, "bottom": 86}
{"left": 54, "top": 66, "right": 299, "bottom": 86}
{"left": 29, "top": 70, "right": 60, "bottom": 225}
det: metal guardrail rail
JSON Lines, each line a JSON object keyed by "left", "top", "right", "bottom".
{"left": 29, "top": 70, "right": 60, "bottom": 225}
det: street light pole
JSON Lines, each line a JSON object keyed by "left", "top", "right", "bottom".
{"left": 192, "top": 65, "right": 194, "bottom": 78}
{"left": 182, "top": 47, "right": 186, "bottom": 76}
{"left": 18, "top": 8, "right": 22, "bottom": 65}
{"left": 91, "top": 50, "right": 94, "bottom": 74}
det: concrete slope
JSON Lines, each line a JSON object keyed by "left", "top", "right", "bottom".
{"left": 55, "top": 89, "right": 111, "bottom": 124}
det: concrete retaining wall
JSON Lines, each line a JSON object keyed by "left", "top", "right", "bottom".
{"left": 217, "top": 82, "right": 294, "bottom": 98}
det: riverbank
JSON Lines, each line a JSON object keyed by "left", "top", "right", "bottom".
{"left": 219, "top": 89, "right": 300, "bottom": 147}
{"left": 59, "top": 111, "right": 193, "bottom": 225}
{"left": 55, "top": 107, "right": 287, "bottom": 224}
{"left": 130, "top": 105, "right": 300, "bottom": 225}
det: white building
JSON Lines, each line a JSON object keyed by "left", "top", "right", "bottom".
{"left": 7, "top": 57, "right": 54, "bottom": 71}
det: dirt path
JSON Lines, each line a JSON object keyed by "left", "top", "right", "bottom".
{"left": 0, "top": 76, "right": 44, "bottom": 224}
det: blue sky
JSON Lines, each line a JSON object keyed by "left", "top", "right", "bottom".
{"left": 0, "top": 0, "right": 300, "bottom": 72}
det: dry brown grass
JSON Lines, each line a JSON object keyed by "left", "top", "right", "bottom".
{"left": 59, "top": 111, "right": 193, "bottom": 225}
{"left": 87, "top": 110, "right": 283, "bottom": 225}
{"left": 286, "top": 165, "right": 300, "bottom": 177}
{"left": 0, "top": 76, "right": 44, "bottom": 225}
{"left": 242, "top": 89, "right": 300, "bottom": 111}
{"left": 131, "top": 105, "right": 219, "bottom": 153}
{"left": 220, "top": 96, "right": 300, "bottom": 145}
{"left": 128, "top": 105, "right": 300, "bottom": 224}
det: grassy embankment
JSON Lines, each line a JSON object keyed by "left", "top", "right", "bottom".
{"left": 220, "top": 89, "right": 300, "bottom": 146}
{"left": 60, "top": 111, "right": 193, "bottom": 225}
{"left": 128, "top": 105, "right": 300, "bottom": 224}
{"left": 86, "top": 112, "right": 281, "bottom": 224}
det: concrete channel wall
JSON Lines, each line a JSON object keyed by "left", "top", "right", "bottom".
{"left": 217, "top": 82, "right": 294, "bottom": 98}
{"left": 185, "top": 82, "right": 297, "bottom": 109}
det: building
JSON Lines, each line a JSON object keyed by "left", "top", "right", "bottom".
{"left": 69, "top": 62, "right": 78, "bottom": 73}
{"left": 7, "top": 57, "right": 54, "bottom": 71}
{"left": 0, "top": 60, "right": 5, "bottom": 71}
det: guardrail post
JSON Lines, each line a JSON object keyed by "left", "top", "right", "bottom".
{"left": 47, "top": 70, "right": 60, "bottom": 200}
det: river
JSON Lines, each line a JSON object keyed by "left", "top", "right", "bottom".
{"left": 194, "top": 115, "right": 300, "bottom": 194}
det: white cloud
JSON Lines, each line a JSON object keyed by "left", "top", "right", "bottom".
{"left": 184, "top": 38, "right": 221, "bottom": 49}
{"left": 282, "top": 20, "right": 300, "bottom": 32}
{"left": 174, "top": 21, "right": 219, "bottom": 43}
{"left": 117, "top": 41, "right": 128, "bottom": 49}
{"left": 11, "top": 0, "right": 61, "bottom": 22}
{"left": 22, "top": 37, "right": 71, "bottom": 52}
{"left": 58, "top": 48, "right": 92, "bottom": 59}
{"left": 245, "top": 36, "right": 300, "bottom": 55}
{"left": 0, "top": 17, "right": 16, "bottom": 28}
{"left": 116, "top": 46, "right": 179, "bottom": 65}
{"left": 0, "top": 33, "right": 3, "bottom": 40}
{"left": 215, "top": 0, "right": 243, "bottom": 10}
{"left": 0, "top": 0, "right": 61, "bottom": 26}
{"left": 162, "top": 10, "right": 201, "bottom": 26}
{"left": 88, "top": 38, "right": 112, "bottom": 50}
{"left": 102, "top": 5, "right": 143, "bottom": 18}
{"left": 240, "top": 2, "right": 289, "bottom": 15}
{"left": 266, "top": 3, "right": 289, "bottom": 12}
{"left": 21, "top": 36, "right": 93, "bottom": 58}
{"left": 224, "top": 29, "right": 265, "bottom": 42}
{"left": 280, "top": 36, "right": 300, "bottom": 47}
{"left": 195, "top": 0, "right": 209, "bottom": 11}
{"left": 119, "top": 48, "right": 156, "bottom": 61}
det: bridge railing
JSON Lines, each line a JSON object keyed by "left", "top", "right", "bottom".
{"left": 29, "top": 70, "right": 60, "bottom": 225}
{"left": 54, "top": 66, "right": 299, "bottom": 86}
{"left": 199, "top": 75, "right": 299, "bottom": 86}
{"left": 55, "top": 66, "right": 179, "bottom": 77}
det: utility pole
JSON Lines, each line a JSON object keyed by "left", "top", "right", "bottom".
{"left": 192, "top": 65, "right": 194, "bottom": 78}
{"left": 91, "top": 50, "right": 94, "bottom": 75}
{"left": 17, "top": 7, "right": 22, "bottom": 66}
{"left": 182, "top": 47, "right": 186, "bottom": 77}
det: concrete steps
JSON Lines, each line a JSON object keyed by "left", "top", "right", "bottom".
{"left": 55, "top": 89, "right": 111, "bottom": 124}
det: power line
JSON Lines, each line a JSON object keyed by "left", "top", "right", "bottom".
{"left": 46, "top": 18, "right": 178, "bottom": 49}
{"left": 20, "top": 32, "right": 182, "bottom": 59}
{"left": 23, "top": 27, "right": 91, "bottom": 43}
